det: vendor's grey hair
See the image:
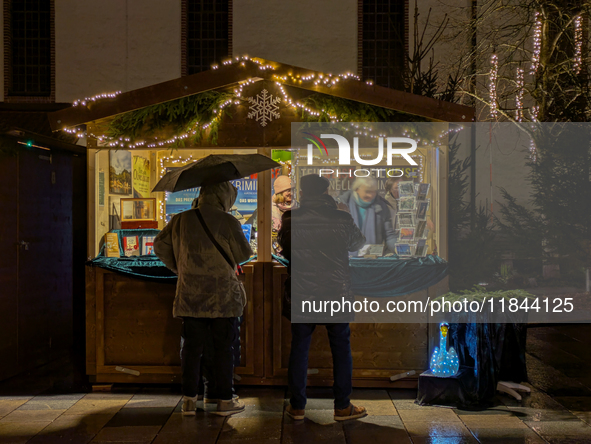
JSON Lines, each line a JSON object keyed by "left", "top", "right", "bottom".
{"left": 352, "top": 176, "right": 378, "bottom": 191}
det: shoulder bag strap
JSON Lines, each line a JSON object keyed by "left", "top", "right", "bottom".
{"left": 194, "top": 208, "right": 235, "bottom": 270}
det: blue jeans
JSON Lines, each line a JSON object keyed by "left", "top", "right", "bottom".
{"left": 288, "top": 323, "right": 352, "bottom": 410}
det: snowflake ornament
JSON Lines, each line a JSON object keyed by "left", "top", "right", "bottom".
{"left": 247, "top": 89, "right": 281, "bottom": 127}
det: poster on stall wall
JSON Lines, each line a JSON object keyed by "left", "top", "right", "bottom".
{"left": 165, "top": 187, "right": 199, "bottom": 222}
{"left": 295, "top": 164, "right": 421, "bottom": 200}
{"left": 109, "top": 150, "right": 132, "bottom": 195}
{"left": 98, "top": 170, "right": 105, "bottom": 207}
{"left": 163, "top": 167, "right": 258, "bottom": 222}
{"left": 132, "top": 156, "right": 150, "bottom": 198}
{"left": 232, "top": 177, "right": 257, "bottom": 217}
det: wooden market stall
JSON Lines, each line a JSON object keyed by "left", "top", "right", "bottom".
{"left": 48, "top": 57, "right": 474, "bottom": 387}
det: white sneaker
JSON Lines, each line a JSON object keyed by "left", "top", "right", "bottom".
{"left": 181, "top": 395, "right": 197, "bottom": 416}
{"left": 212, "top": 398, "right": 245, "bottom": 416}
{"left": 204, "top": 394, "right": 239, "bottom": 404}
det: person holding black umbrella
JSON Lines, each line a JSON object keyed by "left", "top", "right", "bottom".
{"left": 154, "top": 181, "right": 252, "bottom": 417}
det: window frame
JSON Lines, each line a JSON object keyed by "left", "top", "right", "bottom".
{"left": 181, "top": 0, "right": 233, "bottom": 77}
{"left": 3, "top": 0, "right": 55, "bottom": 103}
{"left": 358, "top": 0, "right": 408, "bottom": 90}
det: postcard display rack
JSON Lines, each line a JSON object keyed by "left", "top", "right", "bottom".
{"left": 395, "top": 181, "right": 432, "bottom": 258}
{"left": 293, "top": 143, "right": 446, "bottom": 261}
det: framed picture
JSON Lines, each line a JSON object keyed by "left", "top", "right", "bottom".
{"left": 400, "top": 196, "right": 416, "bottom": 211}
{"left": 416, "top": 200, "right": 430, "bottom": 221}
{"left": 109, "top": 150, "right": 132, "bottom": 195}
{"left": 120, "top": 198, "right": 156, "bottom": 221}
{"left": 417, "top": 183, "right": 430, "bottom": 201}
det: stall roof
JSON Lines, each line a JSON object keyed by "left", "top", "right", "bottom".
{"left": 48, "top": 57, "right": 474, "bottom": 132}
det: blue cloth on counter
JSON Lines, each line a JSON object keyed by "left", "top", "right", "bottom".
{"left": 349, "top": 255, "right": 448, "bottom": 297}
{"left": 88, "top": 230, "right": 446, "bottom": 295}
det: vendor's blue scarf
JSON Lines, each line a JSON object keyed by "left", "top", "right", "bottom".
{"left": 350, "top": 192, "right": 377, "bottom": 244}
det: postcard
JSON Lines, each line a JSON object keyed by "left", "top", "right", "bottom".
{"left": 417, "top": 183, "right": 430, "bottom": 201}
{"left": 395, "top": 243, "right": 413, "bottom": 257}
{"left": 416, "top": 200, "right": 430, "bottom": 221}
{"left": 359, "top": 243, "right": 386, "bottom": 257}
{"left": 399, "top": 227, "right": 415, "bottom": 240}
{"left": 397, "top": 212, "right": 415, "bottom": 227}
{"left": 399, "top": 181, "right": 415, "bottom": 196}
{"left": 415, "top": 244, "right": 428, "bottom": 257}
{"left": 415, "top": 220, "right": 427, "bottom": 238}
{"left": 123, "top": 235, "right": 140, "bottom": 257}
{"left": 399, "top": 196, "right": 416, "bottom": 211}
{"left": 142, "top": 236, "right": 155, "bottom": 255}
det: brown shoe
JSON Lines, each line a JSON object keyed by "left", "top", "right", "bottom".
{"left": 286, "top": 404, "right": 305, "bottom": 420}
{"left": 334, "top": 404, "right": 367, "bottom": 421}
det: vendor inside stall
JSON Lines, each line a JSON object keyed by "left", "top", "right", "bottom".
{"left": 335, "top": 176, "right": 397, "bottom": 255}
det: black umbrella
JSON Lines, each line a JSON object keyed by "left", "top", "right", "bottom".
{"left": 152, "top": 154, "right": 280, "bottom": 192}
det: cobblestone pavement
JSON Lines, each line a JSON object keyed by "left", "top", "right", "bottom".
{"left": 1, "top": 325, "right": 591, "bottom": 443}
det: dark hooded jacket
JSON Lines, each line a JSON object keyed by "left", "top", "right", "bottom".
{"left": 154, "top": 182, "right": 253, "bottom": 318}
{"left": 278, "top": 193, "right": 365, "bottom": 322}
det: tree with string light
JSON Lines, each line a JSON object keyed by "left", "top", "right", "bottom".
{"left": 441, "top": 0, "right": 591, "bottom": 285}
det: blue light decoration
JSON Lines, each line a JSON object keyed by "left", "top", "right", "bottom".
{"left": 430, "top": 323, "right": 460, "bottom": 377}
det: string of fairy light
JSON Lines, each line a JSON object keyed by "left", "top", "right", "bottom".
{"left": 515, "top": 68, "right": 524, "bottom": 122}
{"left": 64, "top": 56, "right": 365, "bottom": 148}
{"left": 530, "top": 12, "right": 542, "bottom": 75}
{"left": 574, "top": 15, "right": 583, "bottom": 74}
{"left": 72, "top": 91, "right": 121, "bottom": 107}
{"left": 489, "top": 10, "right": 580, "bottom": 122}
{"left": 64, "top": 55, "right": 458, "bottom": 221}
{"left": 489, "top": 54, "right": 499, "bottom": 118}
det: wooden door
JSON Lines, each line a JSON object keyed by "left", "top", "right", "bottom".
{"left": 17, "top": 149, "right": 74, "bottom": 369}
{"left": 0, "top": 146, "right": 77, "bottom": 381}
{"left": 0, "top": 151, "right": 19, "bottom": 381}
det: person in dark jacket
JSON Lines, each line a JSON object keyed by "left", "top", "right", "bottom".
{"left": 277, "top": 174, "right": 367, "bottom": 422}
{"left": 336, "top": 177, "right": 397, "bottom": 254}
